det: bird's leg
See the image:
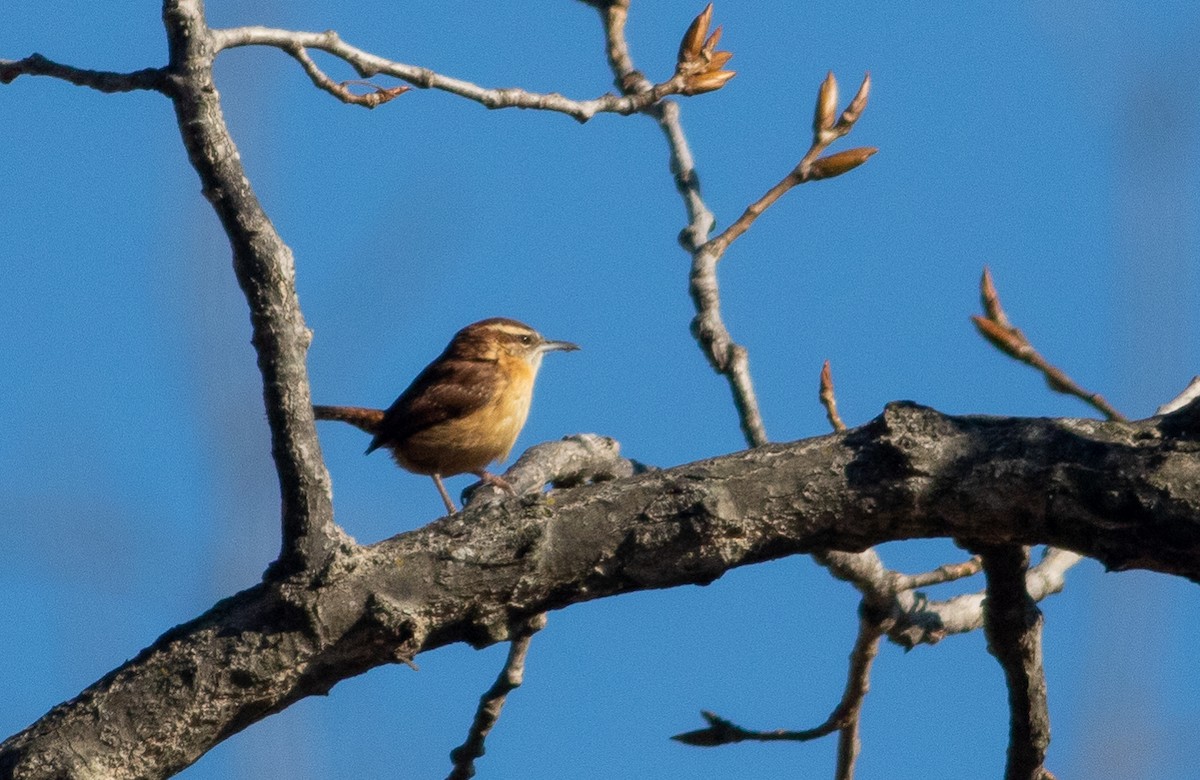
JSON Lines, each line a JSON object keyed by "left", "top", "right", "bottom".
{"left": 431, "top": 474, "right": 458, "bottom": 514}
{"left": 474, "top": 470, "right": 517, "bottom": 496}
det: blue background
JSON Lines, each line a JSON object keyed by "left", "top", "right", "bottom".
{"left": 3, "top": 2, "right": 1199, "bottom": 778}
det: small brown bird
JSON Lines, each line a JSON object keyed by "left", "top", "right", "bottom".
{"left": 314, "top": 318, "right": 578, "bottom": 513}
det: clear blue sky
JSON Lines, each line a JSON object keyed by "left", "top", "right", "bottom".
{"left": 3, "top": 2, "right": 1199, "bottom": 778}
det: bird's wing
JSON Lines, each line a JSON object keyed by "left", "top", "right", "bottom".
{"left": 367, "top": 357, "right": 498, "bottom": 452}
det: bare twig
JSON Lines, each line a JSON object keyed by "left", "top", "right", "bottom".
{"left": 972, "top": 267, "right": 1125, "bottom": 421}
{"left": 586, "top": 3, "right": 766, "bottom": 444}
{"left": 210, "top": 24, "right": 717, "bottom": 121}
{"left": 448, "top": 614, "right": 548, "bottom": 780}
{"left": 0, "top": 53, "right": 166, "bottom": 92}
{"left": 893, "top": 555, "right": 983, "bottom": 591}
{"left": 672, "top": 613, "right": 886, "bottom": 756}
{"left": 706, "top": 72, "right": 874, "bottom": 257}
{"left": 819, "top": 360, "right": 848, "bottom": 432}
{"left": 977, "top": 546, "right": 1052, "bottom": 780}
{"left": 682, "top": 72, "right": 874, "bottom": 445}
{"left": 283, "top": 45, "right": 409, "bottom": 108}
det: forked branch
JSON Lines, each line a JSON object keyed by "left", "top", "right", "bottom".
{"left": 211, "top": 11, "right": 735, "bottom": 122}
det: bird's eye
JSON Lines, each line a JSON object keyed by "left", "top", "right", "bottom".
{"left": 520, "top": 335, "right": 533, "bottom": 345}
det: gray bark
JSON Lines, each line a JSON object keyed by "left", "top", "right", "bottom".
{"left": 2, "top": 401, "right": 1198, "bottom": 779}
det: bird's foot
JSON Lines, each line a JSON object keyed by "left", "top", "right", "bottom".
{"left": 474, "top": 470, "right": 517, "bottom": 495}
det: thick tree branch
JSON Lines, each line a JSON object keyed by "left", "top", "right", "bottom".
{"left": 3, "top": 403, "right": 1199, "bottom": 778}
{"left": 161, "top": 0, "right": 346, "bottom": 576}
{"left": 978, "top": 546, "right": 1052, "bottom": 780}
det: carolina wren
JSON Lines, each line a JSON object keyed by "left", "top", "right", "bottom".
{"left": 314, "top": 317, "right": 578, "bottom": 513}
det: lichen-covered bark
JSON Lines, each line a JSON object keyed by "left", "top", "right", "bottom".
{"left": 2, "top": 402, "right": 1198, "bottom": 779}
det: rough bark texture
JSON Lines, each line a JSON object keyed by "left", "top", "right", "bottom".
{"left": 2, "top": 401, "right": 1199, "bottom": 779}
{"left": 979, "top": 546, "right": 1051, "bottom": 779}
{"left": 162, "top": 0, "right": 346, "bottom": 577}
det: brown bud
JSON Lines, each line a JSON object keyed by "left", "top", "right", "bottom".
{"left": 814, "top": 71, "right": 838, "bottom": 133}
{"left": 820, "top": 359, "right": 834, "bottom": 397}
{"left": 837, "top": 72, "right": 871, "bottom": 128}
{"left": 819, "top": 359, "right": 847, "bottom": 432}
{"left": 702, "top": 25, "right": 723, "bottom": 56}
{"left": 971, "top": 315, "right": 1025, "bottom": 359}
{"left": 707, "top": 50, "right": 733, "bottom": 71}
{"left": 684, "top": 69, "right": 736, "bottom": 95}
{"left": 678, "top": 4, "right": 714, "bottom": 65}
{"left": 979, "top": 266, "right": 1011, "bottom": 327}
{"left": 806, "top": 146, "right": 878, "bottom": 180}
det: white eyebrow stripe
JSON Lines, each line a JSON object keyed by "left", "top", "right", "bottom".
{"left": 481, "top": 323, "right": 537, "bottom": 338}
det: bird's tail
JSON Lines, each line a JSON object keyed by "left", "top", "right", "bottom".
{"left": 312, "top": 405, "right": 385, "bottom": 435}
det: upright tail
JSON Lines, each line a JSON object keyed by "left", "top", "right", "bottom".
{"left": 312, "top": 405, "right": 385, "bottom": 436}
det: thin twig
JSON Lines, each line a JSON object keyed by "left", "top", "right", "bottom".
{"left": 705, "top": 72, "right": 874, "bottom": 258}
{"left": 591, "top": 3, "right": 768, "bottom": 445}
{"left": 893, "top": 555, "right": 983, "bottom": 591}
{"left": 972, "top": 267, "right": 1125, "bottom": 421}
{"left": 977, "top": 546, "right": 1052, "bottom": 780}
{"left": 210, "top": 25, "right": 694, "bottom": 121}
{"left": 447, "top": 614, "right": 548, "bottom": 780}
{"left": 0, "top": 53, "right": 166, "bottom": 92}
{"left": 283, "top": 45, "right": 409, "bottom": 108}
{"left": 672, "top": 613, "right": 886, "bottom": 754}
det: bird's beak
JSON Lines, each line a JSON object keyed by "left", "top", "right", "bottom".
{"left": 541, "top": 339, "right": 580, "bottom": 353}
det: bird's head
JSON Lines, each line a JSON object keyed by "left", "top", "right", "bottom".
{"left": 450, "top": 317, "right": 579, "bottom": 371}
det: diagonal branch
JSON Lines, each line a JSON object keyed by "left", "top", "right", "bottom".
{"left": 162, "top": 0, "right": 346, "bottom": 577}
{"left": 448, "top": 614, "right": 548, "bottom": 780}
{"left": 705, "top": 71, "right": 874, "bottom": 258}
{"left": 972, "top": 267, "right": 1125, "bottom": 421}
